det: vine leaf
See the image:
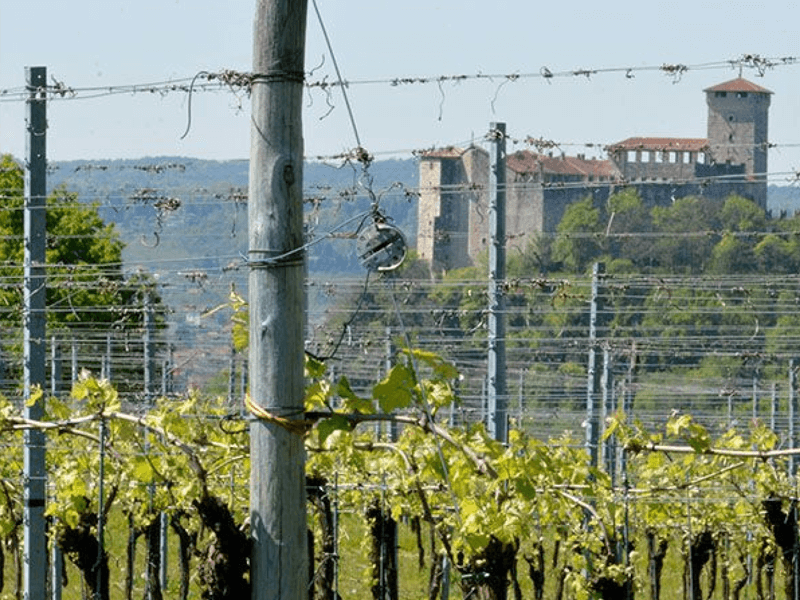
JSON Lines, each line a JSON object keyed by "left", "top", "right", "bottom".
{"left": 404, "top": 348, "right": 459, "bottom": 380}
{"left": 374, "top": 365, "right": 416, "bottom": 412}
{"left": 26, "top": 386, "right": 43, "bottom": 408}
{"left": 461, "top": 498, "right": 491, "bottom": 550}
{"left": 514, "top": 477, "right": 537, "bottom": 500}
{"left": 317, "top": 414, "right": 352, "bottom": 445}
{"left": 337, "top": 377, "right": 373, "bottom": 414}
{"left": 305, "top": 354, "right": 327, "bottom": 379}
{"left": 132, "top": 456, "right": 155, "bottom": 483}
{"left": 305, "top": 380, "right": 332, "bottom": 410}
{"left": 667, "top": 414, "right": 711, "bottom": 452}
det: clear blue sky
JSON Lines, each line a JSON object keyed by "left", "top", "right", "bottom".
{"left": 1, "top": 0, "right": 799, "bottom": 181}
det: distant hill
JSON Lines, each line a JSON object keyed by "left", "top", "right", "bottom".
{"left": 43, "top": 157, "right": 798, "bottom": 390}
{"left": 48, "top": 157, "right": 419, "bottom": 333}
{"left": 49, "top": 157, "right": 418, "bottom": 273}
{"left": 767, "top": 184, "right": 800, "bottom": 216}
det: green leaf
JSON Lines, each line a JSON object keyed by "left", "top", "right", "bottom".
{"left": 514, "top": 477, "right": 537, "bottom": 500}
{"left": 305, "top": 354, "right": 326, "bottom": 379}
{"left": 305, "top": 380, "right": 331, "bottom": 410}
{"left": 317, "top": 414, "right": 352, "bottom": 446}
{"left": 465, "top": 532, "right": 491, "bottom": 551}
{"left": 666, "top": 414, "right": 692, "bottom": 438}
{"left": 337, "top": 377, "right": 374, "bottom": 414}
{"left": 132, "top": 457, "right": 155, "bottom": 483}
{"left": 373, "top": 365, "right": 416, "bottom": 412}
{"left": 461, "top": 497, "right": 480, "bottom": 518}
{"left": 64, "top": 508, "right": 80, "bottom": 529}
{"left": 424, "top": 380, "right": 455, "bottom": 410}
{"left": 601, "top": 416, "right": 620, "bottom": 442}
{"left": 406, "top": 349, "right": 459, "bottom": 380}
{"left": 26, "top": 386, "right": 43, "bottom": 408}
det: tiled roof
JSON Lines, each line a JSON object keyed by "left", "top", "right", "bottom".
{"left": 606, "top": 137, "right": 709, "bottom": 152}
{"left": 704, "top": 77, "right": 773, "bottom": 94}
{"left": 507, "top": 150, "right": 620, "bottom": 178}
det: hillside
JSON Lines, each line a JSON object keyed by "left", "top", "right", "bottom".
{"left": 49, "top": 157, "right": 418, "bottom": 273}
{"left": 48, "top": 157, "right": 418, "bottom": 329}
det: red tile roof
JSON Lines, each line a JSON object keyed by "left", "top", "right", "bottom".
{"left": 606, "top": 137, "right": 709, "bottom": 152}
{"left": 704, "top": 77, "right": 773, "bottom": 94}
{"left": 507, "top": 150, "right": 620, "bottom": 178}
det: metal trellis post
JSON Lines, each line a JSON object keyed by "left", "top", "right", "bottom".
{"left": 790, "top": 359, "right": 797, "bottom": 477}
{"left": 585, "top": 262, "right": 605, "bottom": 470}
{"left": 23, "top": 65, "right": 48, "bottom": 600}
{"left": 51, "top": 336, "right": 62, "bottom": 398}
{"left": 487, "top": 121, "right": 507, "bottom": 444}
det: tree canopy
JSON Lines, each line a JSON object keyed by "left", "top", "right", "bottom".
{"left": 544, "top": 189, "right": 782, "bottom": 276}
{"left": 0, "top": 154, "right": 165, "bottom": 395}
{"left": 0, "top": 154, "right": 157, "bottom": 329}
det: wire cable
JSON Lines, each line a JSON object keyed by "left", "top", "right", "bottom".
{"left": 311, "top": 0, "right": 362, "bottom": 151}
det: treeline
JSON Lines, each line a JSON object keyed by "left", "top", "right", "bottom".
{"left": 541, "top": 190, "right": 800, "bottom": 276}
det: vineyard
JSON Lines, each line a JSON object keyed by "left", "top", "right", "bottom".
{"left": 4, "top": 91, "right": 800, "bottom": 600}
{"left": 2, "top": 349, "right": 800, "bottom": 600}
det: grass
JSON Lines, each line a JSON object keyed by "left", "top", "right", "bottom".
{"left": 2, "top": 507, "right": 793, "bottom": 599}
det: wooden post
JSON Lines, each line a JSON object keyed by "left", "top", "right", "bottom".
{"left": 248, "top": 2, "right": 309, "bottom": 600}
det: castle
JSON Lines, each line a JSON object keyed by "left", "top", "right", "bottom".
{"left": 417, "top": 77, "right": 772, "bottom": 272}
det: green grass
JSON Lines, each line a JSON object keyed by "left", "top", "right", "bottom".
{"left": 2, "top": 510, "right": 792, "bottom": 599}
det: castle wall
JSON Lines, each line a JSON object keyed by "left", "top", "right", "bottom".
{"left": 507, "top": 173, "right": 544, "bottom": 252}
{"left": 418, "top": 151, "right": 480, "bottom": 272}
{"left": 417, "top": 158, "right": 442, "bottom": 265}
{"left": 611, "top": 149, "right": 704, "bottom": 183}
{"left": 417, "top": 78, "right": 772, "bottom": 269}
{"left": 464, "top": 148, "right": 490, "bottom": 262}
{"left": 435, "top": 158, "right": 472, "bottom": 271}
{"left": 706, "top": 89, "right": 770, "bottom": 209}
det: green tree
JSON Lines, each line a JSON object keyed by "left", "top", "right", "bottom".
{"left": 605, "top": 188, "right": 654, "bottom": 269}
{"left": 552, "top": 196, "right": 602, "bottom": 273}
{"left": 651, "top": 196, "right": 721, "bottom": 273}
{"left": 720, "top": 194, "right": 767, "bottom": 233}
{"left": 507, "top": 234, "right": 553, "bottom": 277}
{"left": 754, "top": 233, "right": 799, "bottom": 274}
{"left": 0, "top": 155, "right": 134, "bottom": 324}
{"left": 0, "top": 154, "right": 164, "bottom": 390}
{"left": 704, "top": 195, "right": 766, "bottom": 274}
{"left": 708, "top": 232, "right": 756, "bottom": 274}
{"left": 756, "top": 209, "right": 800, "bottom": 274}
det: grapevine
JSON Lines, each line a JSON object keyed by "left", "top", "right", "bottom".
{"left": 2, "top": 350, "right": 800, "bottom": 599}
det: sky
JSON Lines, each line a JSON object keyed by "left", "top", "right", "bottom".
{"left": 1, "top": 0, "right": 800, "bottom": 182}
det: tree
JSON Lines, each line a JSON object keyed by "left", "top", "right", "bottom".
{"left": 0, "top": 154, "right": 165, "bottom": 392}
{"left": 719, "top": 194, "right": 766, "bottom": 233}
{"left": 708, "top": 232, "right": 756, "bottom": 274}
{"left": 507, "top": 234, "right": 553, "bottom": 277}
{"left": 651, "top": 196, "right": 721, "bottom": 273}
{"left": 605, "top": 188, "right": 655, "bottom": 269}
{"left": 552, "top": 196, "right": 602, "bottom": 273}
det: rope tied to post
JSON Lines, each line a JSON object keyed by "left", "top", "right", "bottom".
{"left": 244, "top": 393, "right": 313, "bottom": 436}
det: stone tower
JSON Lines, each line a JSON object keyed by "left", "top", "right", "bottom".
{"left": 705, "top": 77, "right": 772, "bottom": 208}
